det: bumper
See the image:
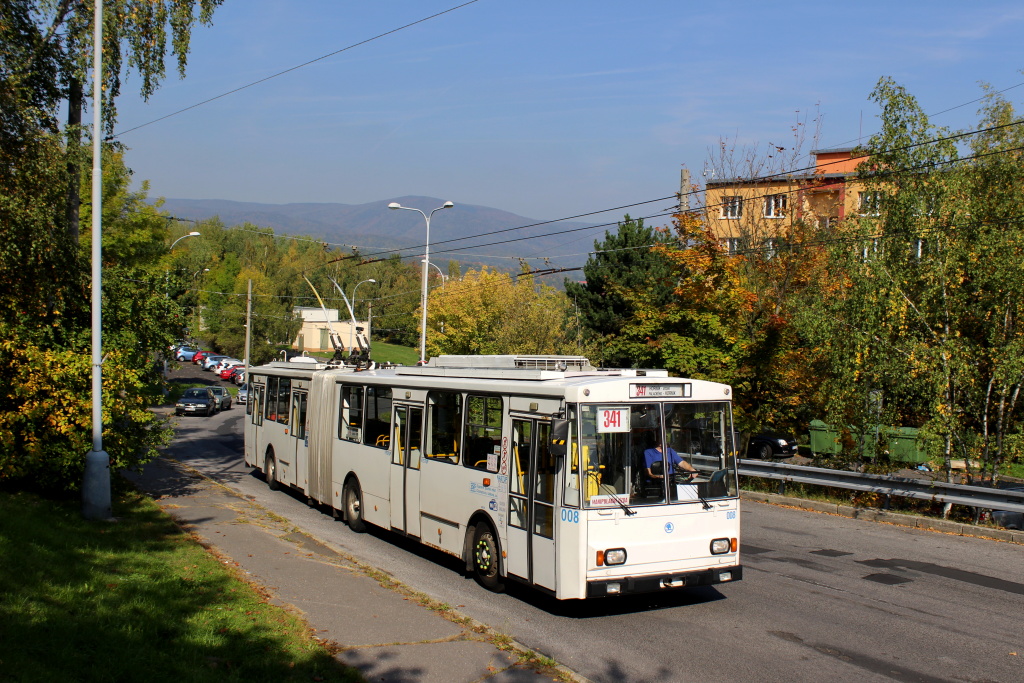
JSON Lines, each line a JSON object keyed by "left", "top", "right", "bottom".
{"left": 586, "top": 565, "right": 742, "bottom": 598}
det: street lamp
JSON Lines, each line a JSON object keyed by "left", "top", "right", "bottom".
{"left": 426, "top": 261, "right": 447, "bottom": 286}
{"left": 170, "top": 230, "right": 200, "bottom": 250}
{"left": 350, "top": 278, "right": 377, "bottom": 348}
{"left": 388, "top": 201, "right": 454, "bottom": 363}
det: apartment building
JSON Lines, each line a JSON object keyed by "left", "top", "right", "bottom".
{"left": 704, "top": 148, "right": 873, "bottom": 253}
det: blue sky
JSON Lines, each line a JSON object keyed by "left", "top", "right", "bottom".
{"left": 115, "top": 0, "right": 1024, "bottom": 225}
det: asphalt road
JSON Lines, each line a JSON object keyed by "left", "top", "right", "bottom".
{"left": 163, "top": 366, "right": 1023, "bottom": 683}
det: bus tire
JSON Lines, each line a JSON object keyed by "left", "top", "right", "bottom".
{"left": 344, "top": 481, "right": 366, "bottom": 533}
{"left": 265, "top": 452, "right": 280, "bottom": 491}
{"left": 472, "top": 523, "right": 505, "bottom": 592}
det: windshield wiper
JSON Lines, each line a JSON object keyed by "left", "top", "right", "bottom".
{"left": 607, "top": 492, "right": 636, "bottom": 516}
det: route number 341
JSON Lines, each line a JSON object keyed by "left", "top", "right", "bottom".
{"left": 598, "top": 408, "right": 629, "bottom": 433}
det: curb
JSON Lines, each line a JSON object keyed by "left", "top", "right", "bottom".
{"left": 153, "top": 457, "right": 590, "bottom": 683}
{"left": 740, "top": 490, "right": 1024, "bottom": 544}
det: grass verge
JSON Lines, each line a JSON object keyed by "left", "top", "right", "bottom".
{"left": 0, "top": 489, "right": 362, "bottom": 683}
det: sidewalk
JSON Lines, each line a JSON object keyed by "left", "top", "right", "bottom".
{"left": 126, "top": 456, "right": 577, "bottom": 683}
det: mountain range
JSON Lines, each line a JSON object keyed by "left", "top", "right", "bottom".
{"left": 156, "top": 196, "right": 602, "bottom": 274}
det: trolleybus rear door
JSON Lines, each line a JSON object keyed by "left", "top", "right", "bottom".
{"left": 291, "top": 389, "right": 309, "bottom": 492}
{"left": 389, "top": 405, "right": 423, "bottom": 537}
{"left": 507, "top": 419, "right": 556, "bottom": 591}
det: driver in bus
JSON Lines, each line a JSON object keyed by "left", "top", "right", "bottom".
{"left": 644, "top": 439, "right": 699, "bottom": 481}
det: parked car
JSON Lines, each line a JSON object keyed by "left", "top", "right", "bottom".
{"left": 202, "top": 355, "right": 228, "bottom": 371}
{"left": 213, "top": 359, "right": 241, "bottom": 375}
{"left": 991, "top": 486, "right": 1024, "bottom": 530}
{"left": 175, "top": 346, "right": 200, "bottom": 362}
{"left": 193, "top": 350, "right": 211, "bottom": 364}
{"left": 218, "top": 361, "right": 243, "bottom": 379}
{"left": 209, "top": 386, "right": 232, "bottom": 411}
{"left": 175, "top": 387, "right": 218, "bottom": 416}
{"left": 747, "top": 432, "right": 798, "bottom": 459}
{"left": 236, "top": 384, "right": 249, "bottom": 404}
{"left": 224, "top": 365, "right": 245, "bottom": 383}
{"left": 232, "top": 369, "right": 246, "bottom": 386}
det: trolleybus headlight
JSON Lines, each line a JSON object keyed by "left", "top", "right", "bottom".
{"left": 710, "top": 538, "right": 732, "bottom": 555}
{"left": 604, "top": 548, "right": 627, "bottom": 565}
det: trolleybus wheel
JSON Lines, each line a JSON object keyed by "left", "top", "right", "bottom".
{"left": 344, "top": 481, "right": 366, "bottom": 533}
{"left": 472, "top": 523, "right": 505, "bottom": 592}
{"left": 265, "top": 453, "right": 280, "bottom": 491}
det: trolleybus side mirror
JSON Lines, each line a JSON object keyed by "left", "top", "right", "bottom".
{"left": 549, "top": 419, "right": 569, "bottom": 458}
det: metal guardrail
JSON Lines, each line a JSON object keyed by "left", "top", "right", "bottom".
{"left": 737, "top": 459, "right": 1024, "bottom": 514}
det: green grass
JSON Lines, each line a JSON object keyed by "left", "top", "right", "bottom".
{"left": 370, "top": 341, "right": 419, "bottom": 366}
{"left": 0, "top": 490, "right": 362, "bottom": 683}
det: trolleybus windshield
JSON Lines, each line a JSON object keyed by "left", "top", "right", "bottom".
{"left": 573, "top": 401, "right": 737, "bottom": 508}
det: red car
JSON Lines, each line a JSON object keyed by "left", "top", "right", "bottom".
{"left": 193, "top": 350, "right": 210, "bottom": 364}
{"left": 218, "top": 362, "right": 243, "bottom": 379}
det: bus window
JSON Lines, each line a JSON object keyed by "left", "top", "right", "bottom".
{"left": 339, "top": 384, "right": 364, "bottom": 442}
{"left": 276, "top": 378, "right": 291, "bottom": 425}
{"left": 264, "top": 376, "right": 278, "bottom": 422}
{"left": 511, "top": 420, "right": 531, "bottom": 494}
{"left": 364, "top": 386, "right": 392, "bottom": 449}
{"left": 292, "top": 391, "right": 307, "bottom": 440}
{"left": 426, "top": 390, "right": 460, "bottom": 464}
{"left": 464, "top": 395, "right": 502, "bottom": 471}
{"left": 563, "top": 406, "right": 580, "bottom": 507}
{"left": 250, "top": 383, "right": 264, "bottom": 426}
{"left": 533, "top": 421, "right": 555, "bottom": 538}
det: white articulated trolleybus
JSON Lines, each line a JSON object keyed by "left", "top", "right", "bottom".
{"left": 243, "top": 354, "right": 742, "bottom": 600}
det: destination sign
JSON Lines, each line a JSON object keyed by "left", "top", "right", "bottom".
{"left": 629, "top": 383, "right": 691, "bottom": 399}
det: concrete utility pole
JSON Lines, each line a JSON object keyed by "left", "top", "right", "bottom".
{"left": 244, "top": 279, "right": 253, "bottom": 373}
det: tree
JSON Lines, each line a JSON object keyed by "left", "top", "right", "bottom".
{"left": 0, "top": 1, "right": 223, "bottom": 492}
{"left": 803, "top": 78, "right": 1024, "bottom": 481}
{"left": 564, "top": 215, "right": 674, "bottom": 367}
{"left": 427, "top": 266, "right": 581, "bottom": 357}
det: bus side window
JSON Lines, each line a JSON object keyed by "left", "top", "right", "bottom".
{"left": 463, "top": 394, "right": 501, "bottom": 471}
{"left": 364, "top": 386, "right": 392, "bottom": 450}
{"left": 425, "top": 390, "right": 460, "bottom": 464}
{"left": 276, "top": 378, "right": 291, "bottom": 425}
{"left": 264, "top": 376, "right": 278, "bottom": 422}
{"left": 338, "top": 384, "right": 364, "bottom": 442}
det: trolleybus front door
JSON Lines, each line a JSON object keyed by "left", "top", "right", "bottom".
{"left": 507, "top": 419, "right": 556, "bottom": 591}
{"left": 389, "top": 405, "right": 423, "bottom": 537}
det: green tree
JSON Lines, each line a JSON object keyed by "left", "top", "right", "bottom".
{"left": 0, "top": 1, "right": 222, "bottom": 491}
{"left": 427, "top": 266, "right": 581, "bottom": 357}
{"left": 803, "top": 78, "right": 1024, "bottom": 481}
{"left": 564, "top": 215, "right": 674, "bottom": 367}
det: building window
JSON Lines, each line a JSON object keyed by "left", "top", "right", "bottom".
{"left": 764, "top": 238, "right": 778, "bottom": 259}
{"left": 722, "top": 237, "right": 743, "bottom": 255}
{"left": 858, "top": 191, "right": 884, "bottom": 216}
{"left": 721, "top": 196, "right": 742, "bottom": 219}
{"left": 763, "top": 194, "right": 787, "bottom": 218}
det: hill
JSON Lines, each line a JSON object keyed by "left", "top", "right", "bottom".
{"left": 156, "top": 196, "right": 602, "bottom": 274}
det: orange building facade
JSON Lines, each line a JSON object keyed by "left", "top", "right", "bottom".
{"left": 704, "top": 148, "right": 874, "bottom": 252}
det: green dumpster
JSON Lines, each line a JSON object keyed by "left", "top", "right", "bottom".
{"left": 809, "top": 420, "right": 841, "bottom": 456}
{"left": 887, "top": 426, "right": 927, "bottom": 464}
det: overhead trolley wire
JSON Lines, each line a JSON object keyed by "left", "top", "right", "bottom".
{"left": 113, "top": 1, "right": 483, "bottom": 138}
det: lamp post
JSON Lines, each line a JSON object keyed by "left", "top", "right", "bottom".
{"left": 170, "top": 230, "right": 200, "bottom": 250}
{"left": 426, "top": 261, "right": 447, "bottom": 286}
{"left": 388, "top": 201, "right": 453, "bottom": 363}
{"left": 191, "top": 268, "right": 210, "bottom": 340}
{"left": 350, "top": 278, "right": 377, "bottom": 348}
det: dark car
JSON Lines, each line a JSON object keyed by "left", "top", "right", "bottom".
{"left": 747, "top": 432, "right": 798, "bottom": 459}
{"left": 175, "top": 387, "right": 218, "bottom": 416}
{"left": 209, "top": 386, "right": 232, "bottom": 411}
{"left": 991, "top": 487, "right": 1024, "bottom": 530}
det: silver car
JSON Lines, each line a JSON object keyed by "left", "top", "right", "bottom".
{"left": 209, "top": 386, "right": 232, "bottom": 410}
{"left": 236, "top": 384, "right": 249, "bottom": 404}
